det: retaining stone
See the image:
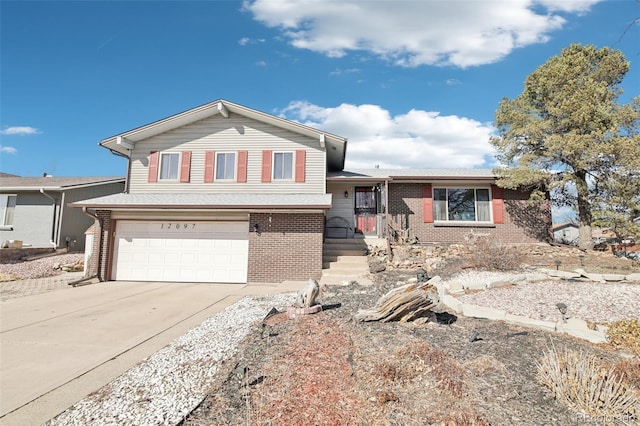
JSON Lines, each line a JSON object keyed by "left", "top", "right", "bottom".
{"left": 547, "top": 270, "right": 581, "bottom": 279}
{"left": 487, "top": 279, "right": 513, "bottom": 289}
{"left": 461, "top": 303, "right": 506, "bottom": 321}
{"left": 574, "top": 268, "right": 603, "bottom": 282}
{"left": 448, "top": 281, "right": 465, "bottom": 294}
{"left": 505, "top": 314, "right": 556, "bottom": 332}
{"left": 526, "top": 273, "right": 550, "bottom": 282}
{"left": 625, "top": 273, "right": 640, "bottom": 282}
{"left": 440, "top": 294, "right": 463, "bottom": 313}
{"left": 601, "top": 273, "right": 626, "bottom": 282}
{"left": 555, "top": 318, "right": 608, "bottom": 344}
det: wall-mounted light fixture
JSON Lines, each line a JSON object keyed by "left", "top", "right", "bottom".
{"left": 344, "top": 191, "right": 349, "bottom": 198}
{"left": 253, "top": 223, "right": 260, "bottom": 234}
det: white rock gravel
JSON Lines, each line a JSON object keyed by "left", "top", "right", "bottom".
{"left": 452, "top": 271, "right": 640, "bottom": 323}
{"left": 0, "top": 253, "right": 84, "bottom": 280}
{"left": 45, "top": 293, "right": 296, "bottom": 426}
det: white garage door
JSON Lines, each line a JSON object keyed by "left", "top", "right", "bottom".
{"left": 112, "top": 221, "right": 248, "bottom": 283}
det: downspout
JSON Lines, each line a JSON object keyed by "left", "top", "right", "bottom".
{"left": 40, "top": 188, "right": 59, "bottom": 250}
{"left": 385, "top": 179, "right": 391, "bottom": 261}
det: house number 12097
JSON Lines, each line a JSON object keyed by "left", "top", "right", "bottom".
{"left": 160, "top": 223, "right": 196, "bottom": 230}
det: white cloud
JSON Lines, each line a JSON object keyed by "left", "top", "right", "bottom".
{"left": 328, "top": 68, "right": 361, "bottom": 77}
{"left": 0, "top": 146, "right": 17, "bottom": 154}
{"left": 238, "top": 37, "right": 266, "bottom": 46}
{"left": 0, "top": 126, "right": 40, "bottom": 135}
{"left": 279, "top": 101, "right": 497, "bottom": 169}
{"left": 244, "top": 0, "right": 601, "bottom": 67}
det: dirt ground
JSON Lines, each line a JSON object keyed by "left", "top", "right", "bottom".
{"left": 182, "top": 246, "right": 639, "bottom": 426}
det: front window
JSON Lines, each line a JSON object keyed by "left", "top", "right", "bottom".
{"left": 434, "top": 188, "right": 491, "bottom": 222}
{"left": 159, "top": 153, "right": 180, "bottom": 180}
{"left": 0, "top": 194, "right": 16, "bottom": 226}
{"left": 216, "top": 152, "right": 236, "bottom": 180}
{"left": 273, "top": 152, "right": 293, "bottom": 180}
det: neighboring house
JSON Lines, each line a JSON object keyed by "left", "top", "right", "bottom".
{"left": 73, "top": 99, "right": 551, "bottom": 285}
{"left": 552, "top": 222, "right": 579, "bottom": 245}
{"left": 0, "top": 175, "right": 125, "bottom": 251}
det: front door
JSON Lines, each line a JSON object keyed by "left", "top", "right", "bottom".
{"left": 355, "top": 187, "right": 377, "bottom": 234}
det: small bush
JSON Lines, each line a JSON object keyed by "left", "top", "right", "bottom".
{"left": 465, "top": 233, "right": 523, "bottom": 271}
{"left": 536, "top": 346, "right": 638, "bottom": 418}
{"left": 607, "top": 319, "right": 640, "bottom": 356}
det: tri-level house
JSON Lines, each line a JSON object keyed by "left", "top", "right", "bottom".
{"left": 74, "top": 100, "right": 550, "bottom": 284}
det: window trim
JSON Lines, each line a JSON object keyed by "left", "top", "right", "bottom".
{"left": 0, "top": 194, "right": 17, "bottom": 229}
{"left": 215, "top": 152, "right": 237, "bottom": 181}
{"left": 432, "top": 186, "right": 493, "bottom": 224}
{"left": 159, "top": 152, "right": 181, "bottom": 181}
{"left": 272, "top": 151, "right": 294, "bottom": 181}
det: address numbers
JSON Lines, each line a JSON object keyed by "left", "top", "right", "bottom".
{"left": 159, "top": 223, "right": 197, "bottom": 230}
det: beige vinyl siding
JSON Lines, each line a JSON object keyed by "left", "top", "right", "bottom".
{"left": 128, "top": 113, "right": 326, "bottom": 194}
{"left": 326, "top": 183, "right": 355, "bottom": 231}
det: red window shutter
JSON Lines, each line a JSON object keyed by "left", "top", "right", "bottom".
{"left": 491, "top": 185, "right": 504, "bottom": 224}
{"left": 261, "top": 150, "right": 272, "bottom": 183}
{"left": 295, "top": 150, "right": 306, "bottom": 183}
{"left": 422, "top": 184, "right": 433, "bottom": 223}
{"left": 180, "top": 151, "right": 192, "bottom": 183}
{"left": 204, "top": 151, "right": 215, "bottom": 183}
{"left": 148, "top": 151, "right": 159, "bottom": 183}
{"left": 237, "top": 151, "right": 248, "bottom": 183}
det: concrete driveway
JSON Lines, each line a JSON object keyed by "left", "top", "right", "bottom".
{"left": 0, "top": 279, "right": 300, "bottom": 425}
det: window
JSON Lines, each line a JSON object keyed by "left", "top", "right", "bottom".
{"left": 433, "top": 188, "right": 491, "bottom": 222}
{"left": 0, "top": 194, "right": 16, "bottom": 226}
{"left": 216, "top": 152, "right": 236, "bottom": 180}
{"left": 273, "top": 152, "right": 293, "bottom": 180}
{"left": 159, "top": 153, "right": 180, "bottom": 180}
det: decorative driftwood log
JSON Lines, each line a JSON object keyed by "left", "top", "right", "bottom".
{"left": 296, "top": 278, "right": 320, "bottom": 308}
{"left": 355, "top": 282, "right": 439, "bottom": 322}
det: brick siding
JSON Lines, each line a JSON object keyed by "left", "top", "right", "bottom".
{"left": 248, "top": 212, "right": 324, "bottom": 283}
{"left": 95, "top": 210, "right": 112, "bottom": 281}
{"left": 388, "top": 183, "right": 551, "bottom": 244}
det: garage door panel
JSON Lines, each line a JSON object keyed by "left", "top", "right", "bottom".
{"left": 113, "top": 221, "right": 248, "bottom": 283}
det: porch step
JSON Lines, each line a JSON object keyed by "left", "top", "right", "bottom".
{"left": 322, "top": 255, "right": 369, "bottom": 269}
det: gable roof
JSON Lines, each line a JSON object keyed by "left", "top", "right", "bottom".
{"left": 72, "top": 193, "right": 332, "bottom": 210}
{"left": 552, "top": 222, "right": 578, "bottom": 232}
{"left": 327, "top": 168, "right": 497, "bottom": 181}
{"left": 0, "top": 176, "right": 125, "bottom": 192}
{"left": 99, "top": 99, "right": 348, "bottom": 171}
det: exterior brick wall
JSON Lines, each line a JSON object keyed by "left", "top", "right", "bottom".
{"left": 388, "top": 183, "right": 551, "bottom": 244}
{"left": 95, "top": 210, "right": 112, "bottom": 281}
{"left": 248, "top": 212, "right": 324, "bottom": 283}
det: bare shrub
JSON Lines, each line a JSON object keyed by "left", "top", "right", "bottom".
{"left": 613, "top": 359, "right": 640, "bottom": 395}
{"left": 536, "top": 345, "right": 638, "bottom": 418}
{"left": 465, "top": 233, "right": 523, "bottom": 271}
{"left": 376, "top": 340, "right": 466, "bottom": 397}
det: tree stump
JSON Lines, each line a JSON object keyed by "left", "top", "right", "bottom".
{"left": 355, "top": 281, "right": 439, "bottom": 322}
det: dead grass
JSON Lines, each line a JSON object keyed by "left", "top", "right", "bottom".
{"left": 184, "top": 245, "right": 640, "bottom": 426}
{"left": 607, "top": 319, "right": 640, "bottom": 357}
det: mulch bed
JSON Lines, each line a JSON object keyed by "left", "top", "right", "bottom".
{"left": 182, "top": 267, "right": 636, "bottom": 426}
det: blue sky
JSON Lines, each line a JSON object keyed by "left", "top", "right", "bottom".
{"left": 1, "top": 0, "right": 638, "bottom": 179}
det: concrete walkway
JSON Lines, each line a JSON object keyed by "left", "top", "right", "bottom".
{"left": 0, "top": 278, "right": 303, "bottom": 425}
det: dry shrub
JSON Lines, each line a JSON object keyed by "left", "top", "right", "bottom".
{"left": 612, "top": 359, "right": 640, "bottom": 393}
{"left": 537, "top": 345, "right": 638, "bottom": 418}
{"left": 376, "top": 339, "right": 465, "bottom": 397}
{"left": 607, "top": 319, "right": 640, "bottom": 356}
{"left": 465, "top": 233, "right": 523, "bottom": 271}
